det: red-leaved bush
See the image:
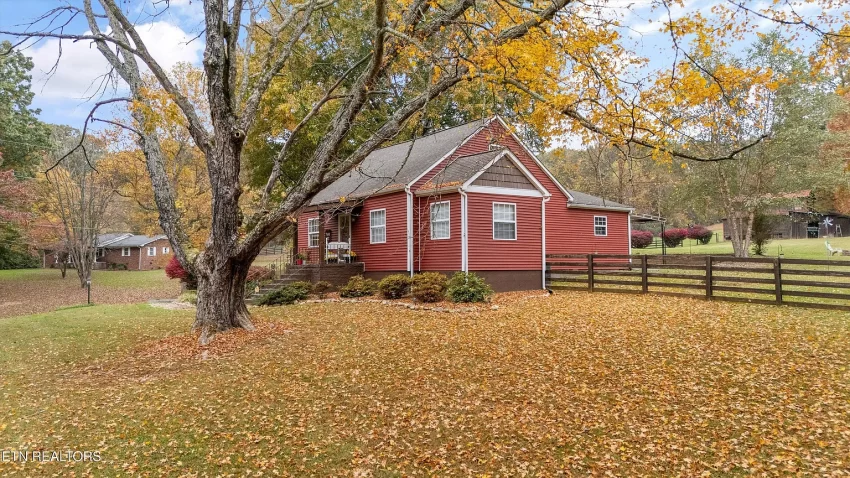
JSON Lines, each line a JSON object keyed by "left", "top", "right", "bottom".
{"left": 687, "top": 225, "right": 714, "bottom": 245}
{"left": 165, "top": 256, "right": 197, "bottom": 289}
{"left": 631, "top": 230, "right": 654, "bottom": 248}
{"left": 661, "top": 228, "right": 688, "bottom": 247}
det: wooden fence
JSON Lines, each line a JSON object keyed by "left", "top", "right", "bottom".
{"left": 545, "top": 254, "right": 850, "bottom": 311}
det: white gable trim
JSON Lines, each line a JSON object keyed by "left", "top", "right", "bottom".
{"left": 405, "top": 125, "right": 486, "bottom": 190}
{"left": 490, "top": 116, "right": 575, "bottom": 202}
{"left": 465, "top": 186, "right": 543, "bottom": 197}
{"left": 461, "top": 150, "right": 550, "bottom": 197}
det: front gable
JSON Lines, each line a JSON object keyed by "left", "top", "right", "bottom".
{"left": 471, "top": 157, "right": 536, "bottom": 190}
{"left": 409, "top": 117, "right": 573, "bottom": 203}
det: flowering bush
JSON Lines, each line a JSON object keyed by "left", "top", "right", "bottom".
{"left": 165, "top": 256, "right": 197, "bottom": 289}
{"left": 687, "top": 226, "right": 714, "bottom": 245}
{"left": 661, "top": 228, "right": 688, "bottom": 247}
{"left": 631, "top": 230, "right": 654, "bottom": 249}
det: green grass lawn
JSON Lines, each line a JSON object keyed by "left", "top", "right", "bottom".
{"left": 638, "top": 236, "right": 850, "bottom": 260}
{"left": 1, "top": 294, "right": 849, "bottom": 475}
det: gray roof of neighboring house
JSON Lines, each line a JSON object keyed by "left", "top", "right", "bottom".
{"left": 309, "top": 119, "right": 487, "bottom": 205}
{"left": 566, "top": 189, "right": 631, "bottom": 209}
{"left": 419, "top": 149, "right": 504, "bottom": 191}
{"left": 96, "top": 232, "right": 132, "bottom": 247}
{"left": 105, "top": 234, "right": 168, "bottom": 248}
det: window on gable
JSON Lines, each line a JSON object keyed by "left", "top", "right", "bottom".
{"left": 493, "top": 202, "right": 517, "bottom": 240}
{"left": 430, "top": 201, "right": 450, "bottom": 240}
{"left": 594, "top": 216, "right": 608, "bottom": 236}
{"left": 121, "top": 247, "right": 131, "bottom": 257}
{"left": 307, "top": 218, "right": 319, "bottom": 248}
{"left": 147, "top": 246, "right": 157, "bottom": 256}
{"left": 162, "top": 246, "right": 170, "bottom": 254}
{"left": 370, "top": 209, "right": 386, "bottom": 244}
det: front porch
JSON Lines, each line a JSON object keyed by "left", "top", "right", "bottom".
{"left": 294, "top": 204, "right": 362, "bottom": 266}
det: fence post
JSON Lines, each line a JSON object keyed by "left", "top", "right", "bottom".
{"left": 774, "top": 258, "right": 783, "bottom": 304}
{"left": 587, "top": 254, "right": 594, "bottom": 292}
{"left": 641, "top": 255, "right": 648, "bottom": 293}
{"left": 705, "top": 256, "right": 713, "bottom": 300}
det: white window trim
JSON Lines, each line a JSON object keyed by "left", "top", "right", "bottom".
{"left": 162, "top": 246, "right": 170, "bottom": 254}
{"left": 121, "top": 247, "right": 131, "bottom": 257}
{"left": 493, "top": 202, "right": 517, "bottom": 241}
{"left": 594, "top": 215, "right": 608, "bottom": 237}
{"left": 370, "top": 209, "right": 387, "bottom": 244}
{"left": 429, "top": 201, "right": 451, "bottom": 240}
{"left": 307, "top": 217, "right": 319, "bottom": 248}
{"left": 147, "top": 246, "right": 157, "bottom": 256}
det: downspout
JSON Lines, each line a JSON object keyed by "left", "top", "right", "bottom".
{"left": 138, "top": 247, "right": 142, "bottom": 270}
{"left": 406, "top": 186, "right": 414, "bottom": 277}
{"left": 541, "top": 195, "right": 551, "bottom": 289}
{"left": 627, "top": 213, "right": 633, "bottom": 256}
{"left": 460, "top": 188, "right": 468, "bottom": 273}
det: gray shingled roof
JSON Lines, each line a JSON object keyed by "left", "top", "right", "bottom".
{"left": 309, "top": 119, "right": 486, "bottom": 205}
{"left": 566, "top": 189, "right": 631, "bottom": 209}
{"left": 419, "top": 149, "right": 504, "bottom": 191}
{"left": 96, "top": 232, "right": 132, "bottom": 247}
{"left": 106, "top": 234, "right": 168, "bottom": 248}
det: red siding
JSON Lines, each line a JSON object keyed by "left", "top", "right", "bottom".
{"left": 414, "top": 192, "right": 462, "bottom": 271}
{"left": 297, "top": 211, "right": 342, "bottom": 254}
{"left": 459, "top": 120, "right": 629, "bottom": 256}
{"left": 549, "top": 208, "right": 630, "bottom": 255}
{"left": 351, "top": 192, "right": 407, "bottom": 271}
{"left": 467, "top": 193, "right": 543, "bottom": 271}
{"left": 298, "top": 118, "right": 630, "bottom": 273}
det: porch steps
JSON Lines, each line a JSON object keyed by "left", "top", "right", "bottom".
{"left": 247, "top": 263, "right": 365, "bottom": 304}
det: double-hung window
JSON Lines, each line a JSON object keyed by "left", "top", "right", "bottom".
{"left": 162, "top": 246, "right": 170, "bottom": 254}
{"left": 307, "top": 218, "right": 319, "bottom": 248}
{"left": 594, "top": 216, "right": 608, "bottom": 236}
{"left": 430, "top": 201, "right": 450, "bottom": 240}
{"left": 493, "top": 202, "right": 517, "bottom": 240}
{"left": 370, "top": 209, "right": 386, "bottom": 244}
{"left": 147, "top": 246, "right": 157, "bottom": 256}
{"left": 121, "top": 247, "right": 131, "bottom": 257}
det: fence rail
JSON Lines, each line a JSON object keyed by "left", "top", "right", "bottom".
{"left": 545, "top": 254, "right": 850, "bottom": 311}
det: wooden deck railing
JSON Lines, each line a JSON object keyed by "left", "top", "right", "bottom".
{"left": 545, "top": 254, "right": 850, "bottom": 311}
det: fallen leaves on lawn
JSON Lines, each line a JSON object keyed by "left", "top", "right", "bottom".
{"left": 0, "top": 270, "right": 179, "bottom": 318}
{"left": 2, "top": 292, "right": 850, "bottom": 476}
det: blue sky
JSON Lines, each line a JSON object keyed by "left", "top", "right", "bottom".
{"left": 0, "top": 0, "right": 836, "bottom": 129}
{"left": 1, "top": 0, "right": 206, "bottom": 126}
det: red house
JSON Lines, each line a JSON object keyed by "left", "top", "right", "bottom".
{"left": 296, "top": 116, "right": 632, "bottom": 291}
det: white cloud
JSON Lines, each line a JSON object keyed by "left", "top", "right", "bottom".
{"left": 626, "top": 0, "right": 719, "bottom": 37}
{"left": 29, "top": 21, "right": 203, "bottom": 100}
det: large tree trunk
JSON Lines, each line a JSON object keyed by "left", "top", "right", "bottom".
{"left": 193, "top": 252, "right": 254, "bottom": 345}
{"left": 191, "top": 132, "right": 259, "bottom": 344}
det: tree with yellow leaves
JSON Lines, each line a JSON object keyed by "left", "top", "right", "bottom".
{"left": 99, "top": 64, "right": 212, "bottom": 249}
